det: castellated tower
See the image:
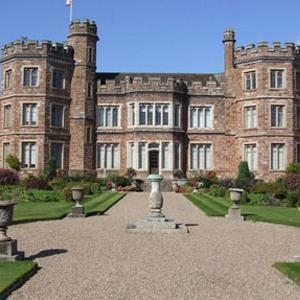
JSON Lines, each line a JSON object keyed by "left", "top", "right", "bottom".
{"left": 68, "top": 19, "right": 99, "bottom": 175}
{"left": 0, "top": 40, "right": 74, "bottom": 175}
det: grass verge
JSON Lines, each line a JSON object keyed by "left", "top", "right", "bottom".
{"left": 184, "top": 193, "right": 300, "bottom": 227}
{"left": 0, "top": 261, "right": 38, "bottom": 296}
{"left": 273, "top": 262, "right": 300, "bottom": 286}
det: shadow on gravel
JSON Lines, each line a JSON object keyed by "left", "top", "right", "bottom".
{"left": 25, "top": 248, "right": 68, "bottom": 260}
{"left": 185, "top": 224, "right": 199, "bottom": 227}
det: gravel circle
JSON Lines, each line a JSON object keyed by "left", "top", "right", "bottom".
{"left": 7, "top": 192, "right": 300, "bottom": 300}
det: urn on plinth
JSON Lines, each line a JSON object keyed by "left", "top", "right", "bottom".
{"left": 0, "top": 200, "right": 24, "bottom": 261}
{"left": 148, "top": 174, "right": 164, "bottom": 217}
{"left": 226, "top": 188, "right": 244, "bottom": 221}
{"left": 69, "top": 186, "right": 86, "bottom": 217}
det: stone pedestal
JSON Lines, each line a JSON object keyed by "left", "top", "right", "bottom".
{"left": 127, "top": 175, "right": 188, "bottom": 233}
{"left": 69, "top": 205, "right": 86, "bottom": 218}
{"left": 0, "top": 239, "right": 24, "bottom": 261}
{"left": 225, "top": 188, "right": 244, "bottom": 221}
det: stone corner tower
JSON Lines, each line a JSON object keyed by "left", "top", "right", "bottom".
{"left": 68, "top": 19, "right": 99, "bottom": 175}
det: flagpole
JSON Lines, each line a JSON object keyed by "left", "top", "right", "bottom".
{"left": 69, "top": 1, "right": 73, "bottom": 23}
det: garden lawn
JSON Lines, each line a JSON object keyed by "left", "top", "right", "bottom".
{"left": 13, "top": 191, "right": 126, "bottom": 223}
{"left": 0, "top": 261, "right": 38, "bottom": 295}
{"left": 184, "top": 193, "right": 300, "bottom": 227}
{"left": 273, "top": 262, "right": 300, "bottom": 286}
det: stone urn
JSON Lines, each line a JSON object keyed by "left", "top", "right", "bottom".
{"left": 229, "top": 188, "right": 244, "bottom": 207}
{"left": 71, "top": 187, "right": 84, "bottom": 207}
{"left": 0, "top": 200, "right": 16, "bottom": 241}
{"left": 148, "top": 174, "right": 163, "bottom": 217}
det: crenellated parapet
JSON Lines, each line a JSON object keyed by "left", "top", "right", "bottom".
{"left": 68, "top": 19, "right": 98, "bottom": 40}
{"left": 234, "top": 41, "right": 300, "bottom": 64}
{"left": 1, "top": 40, "right": 74, "bottom": 62}
{"left": 97, "top": 74, "right": 224, "bottom": 96}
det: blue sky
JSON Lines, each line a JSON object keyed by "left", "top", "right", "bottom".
{"left": 1, "top": 0, "right": 299, "bottom": 73}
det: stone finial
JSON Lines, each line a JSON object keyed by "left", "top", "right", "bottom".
{"left": 223, "top": 28, "right": 236, "bottom": 43}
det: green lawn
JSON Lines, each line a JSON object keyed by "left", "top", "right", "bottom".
{"left": 184, "top": 192, "right": 300, "bottom": 227}
{"left": 0, "top": 261, "right": 38, "bottom": 295}
{"left": 13, "top": 191, "right": 126, "bottom": 223}
{"left": 273, "top": 262, "right": 300, "bottom": 286}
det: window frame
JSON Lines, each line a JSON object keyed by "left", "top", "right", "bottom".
{"left": 270, "top": 104, "right": 285, "bottom": 128}
{"left": 21, "top": 141, "right": 37, "bottom": 169}
{"left": 50, "top": 141, "right": 64, "bottom": 169}
{"left": 270, "top": 143, "right": 285, "bottom": 171}
{"left": 244, "top": 105, "right": 257, "bottom": 129}
{"left": 22, "top": 66, "right": 39, "bottom": 87}
{"left": 3, "top": 104, "right": 12, "bottom": 128}
{"left": 52, "top": 69, "right": 66, "bottom": 90}
{"left": 189, "top": 106, "right": 213, "bottom": 129}
{"left": 244, "top": 143, "right": 257, "bottom": 171}
{"left": 269, "top": 68, "right": 285, "bottom": 89}
{"left": 22, "top": 103, "right": 38, "bottom": 126}
{"left": 96, "top": 105, "right": 120, "bottom": 128}
{"left": 189, "top": 143, "right": 213, "bottom": 170}
{"left": 243, "top": 70, "right": 256, "bottom": 91}
{"left": 4, "top": 69, "right": 12, "bottom": 90}
{"left": 50, "top": 103, "right": 65, "bottom": 128}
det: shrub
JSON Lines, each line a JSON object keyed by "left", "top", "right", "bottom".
{"left": 173, "top": 169, "right": 185, "bottom": 179}
{"left": 237, "top": 161, "right": 252, "bottom": 180}
{"left": 219, "top": 178, "right": 236, "bottom": 189}
{"left": 0, "top": 168, "right": 19, "bottom": 185}
{"left": 106, "top": 174, "right": 131, "bottom": 188}
{"left": 22, "top": 175, "right": 51, "bottom": 190}
{"left": 251, "top": 181, "right": 287, "bottom": 195}
{"left": 125, "top": 167, "right": 136, "bottom": 178}
{"left": 286, "top": 163, "right": 300, "bottom": 174}
{"left": 285, "top": 174, "right": 300, "bottom": 190}
{"left": 22, "top": 190, "right": 61, "bottom": 202}
{"left": 68, "top": 172, "right": 96, "bottom": 182}
{"left": 45, "top": 157, "right": 56, "bottom": 180}
{"left": 90, "top": 182, "right": 102, "bottom": 194}
{"left": 5, "top": 154, "right": 21, "bottom": 171}
{"left": 49, "top": 177, "right": 69, "bottom": 190}
{"left": 208, "top": 184, "right": 227, "bottom": 197}
{"left": 285, "top": 190, "right": 300, "bottom": 207}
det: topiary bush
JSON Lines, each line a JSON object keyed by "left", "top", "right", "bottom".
{"left": 5, "top": 154, "right": 21, "bottom": 171}
{"left": 237, "top": 161, "right": 252, "bottom": 180}
{"left": 45, "top": 157, "right": 56, "bottom": 180}
{"left": 0, "top": 168, "right": 19, "bottom": 185}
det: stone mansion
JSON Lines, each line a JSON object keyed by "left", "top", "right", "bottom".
{"left": 1, "top": 19, "right": 300, "bottom": 181}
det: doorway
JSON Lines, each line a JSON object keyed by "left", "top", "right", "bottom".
{"left": 149, "top": 150, "right": 159, "bottom": 174}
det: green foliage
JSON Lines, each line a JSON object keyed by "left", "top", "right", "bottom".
{"left": 237, "top": 161, "right": 252, "bottom": 180}
{"left": 106, "top": 173, "right": 131, "bottom": 187}
{"left": 273, "top": 262, "right": 300, "bottom": 286}
{"left": 68, "top": 172, "right": 97, "bottom": 182}
{"left": 286, "top": 163, "right": 300, "bottom": 174}
{"left": 125, "top": 167, "right": 136, "bottom": 178}
{"left": 62, "top": 182, "right": 93, "bottom": 201}
{"left": 208, "top": 184, "right": 227, "bottom": 197}
{"left": 21, "top": 190, "right": 62, "bottom": 202}
{"left": 251, "top": 181, "right": 287, "bottom": 196}
{"left": 5, "top": 154, "right": 20, "bottom": 171}
{"left": 45, "top": 157, "right": 56, "bottom": 180}
{"left": 285, "top": 190, "right": 300, "bottom": 208}
{"left": 247, "top": 193, "right": 269, "bottom": 206}
{"left": 49, "top": 177, "right": 69, "bottom": 190}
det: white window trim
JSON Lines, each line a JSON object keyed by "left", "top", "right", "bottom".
{"left": 96, "top": 104, "right": 122, "bottom": 129}
{"left": 188, "top": 105, "right": 214, "bottom": 130}
{"left": 50, "top": 103, "right": 65, "bottom": 128}
{"left": 243, "top": 104, "right": 257, "bottom": 129}
{"left": 269, "top": 103, "right": 286, "bottom": 128}
{"left": 20, "top": 102, "right": 39, "bottom": 127}
{"left": 20, "top": 140, "right": 38, "bottom": 169}
{"left": 243, "top": 142, "right": 257, "bottom": 171}
{"left": 268, "top": 68, "right": 286, "bottom": 90}
{"left": 49, "top": 141, "right": 64, "bottom": 169}
{"left": 96, "top": 142, "right": 120, "bottom": 170}
{"left": 51, "top": 68, "right": 66, "bottom": 90}
{"left": 21, "top": 65, "right": 40, "bottom": 87}
{"left": 3, "top": 103, "right": 12, "bottom": 128}
{"left": 270, "top": 142, "right": 286, "bottom": 171}
{"left": 243, "top": 69, "right": 257, "bottom": 91}
{"left": 188, "top": 142, "right": 213, "bottom": 170}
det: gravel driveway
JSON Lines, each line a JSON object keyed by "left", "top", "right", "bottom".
{"left": 7, "top": 192, "right": 300, "bottom": 300}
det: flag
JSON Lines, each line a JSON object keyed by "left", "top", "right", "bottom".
{"left": 66, "top": 0, "right": 72, "bottom": 6}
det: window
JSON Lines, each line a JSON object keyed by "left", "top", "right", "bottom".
{"left": 23, "top": 67, "right": 38, "bottom": 87}
{"left": 51, "top": 104, "right": 64, "bottom": 127}
{"left": 161, "top": 142, "right": 169, "bottom": 169}
{"left": 87, "top": 82, "right": 93, "bottom": 98}
{"left": 190, "top": 144, "right": 212, "bottom": 170}
{"left": 4, "top": 105, "right": 11, "bottom": 128}
{"left": 2, "top": 143, "right": 9, "bottom": 168}
{"left": 174, "top": 142, "right": 181, "bottom": 170}
{"left": 52, "top": 70, "right": 65, "bottom": 89}
{"left": 270, "top": 69, "right": 284, "bottom": 89}
{"left": 21, "top": 142, "right": 37, "bottom": 168}
{"left": 96, "top": 143, "right": 119, "bottom": 169}
{"left": 137, "top": 103, "right": 170, "bottom": 126}
{"left": 297, "top": 143, "right": 300, "bottom": 163}
{"left": 129, "top": 103, "right": 135, "bottom": 126}
{"left": 271, "top": 105, "right": 284, "bottom": 127}
{"left": 174, "top": 104, "right": 180, "bottom": 127}
{"left": 127, "top": 142, "right": 135, "bottom": 168}
{"left": 4, "top": 70, "right": 12, "bottom": 89}
{"left": 50, "top": 142, "right": 63, "bottom": 169}
{"left": 86, "top": 127, "right": 93, "bottom": 143}
{"left": 244, "top": 106, "right": 257, "bottom": 128}
{"left": 295, "top": 71, "right": 300, "bottom": 90}
{"left": 88, "top": 47, "right": 94, "bottom": 63}
{"left": 244, "top": 71, "right": 256, "bottom": 91}
{"left": 96, "top": 106, "right": 119, "bottom": 127}
{"left": 190, "top": 107, "right": 212, "bottom": 128}
{"left": 271, "top": 144, "right": 285, "bottom": 170}
{"left": 138, "top": 142, "right": 146, "bottom": 169}
{"left": 22, "top": 103, "right": 37, "bottom": 126}
{"left": 244, "top": 144, "right": 257, "bottom": 171}
{"left": 296, "top": 106, "right": 300, "bottom": 129}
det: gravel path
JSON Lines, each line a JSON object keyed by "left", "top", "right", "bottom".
{"left": 7, "top": 192, "right": 300, "bottom": 300}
